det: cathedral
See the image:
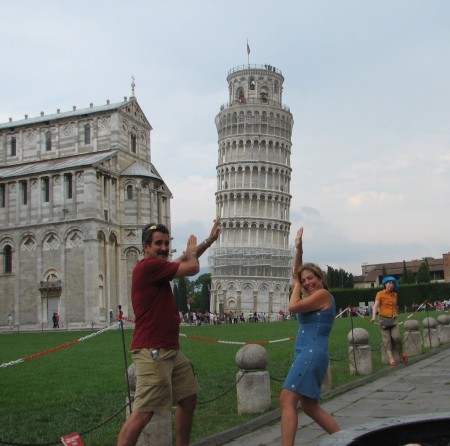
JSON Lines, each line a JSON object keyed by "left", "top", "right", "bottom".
{"left": 0, "top": 84, "right": 171, "bottom": 328}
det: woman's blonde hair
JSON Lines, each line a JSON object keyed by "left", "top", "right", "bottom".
{"left": 296, "top": 263, "right": 329, "bottom": 290}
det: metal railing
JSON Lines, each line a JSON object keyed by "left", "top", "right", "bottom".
{"left": 227, "top": 64, "right": 283, "bottom": 76}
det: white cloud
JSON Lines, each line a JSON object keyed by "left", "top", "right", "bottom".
{"left": 348, "top": 192, "right": 404, "bottom": 209}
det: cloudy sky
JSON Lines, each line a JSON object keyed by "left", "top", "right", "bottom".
{"left": 1, "top": 1, "right": 449, "bottom": 275}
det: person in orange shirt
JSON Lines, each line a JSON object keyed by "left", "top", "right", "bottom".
{"left": 371, "top": 276, "right": 408, "bottom": 366}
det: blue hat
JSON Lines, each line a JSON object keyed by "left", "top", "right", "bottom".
{"left": 381, "top": 276, "right": 399, "bottom": 289}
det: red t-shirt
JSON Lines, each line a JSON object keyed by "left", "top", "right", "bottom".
{"left": 130, "top": 257, "right": 181, "bottom": 350}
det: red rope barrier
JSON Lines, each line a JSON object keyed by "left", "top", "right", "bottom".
{"left": 0, "top": 323, "right": 120, "bottom": 369}
{"left": 23, "top": 340, "right": 79, "bottom": 361}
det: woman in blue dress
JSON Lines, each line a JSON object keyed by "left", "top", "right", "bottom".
{"left": 280, "top": 227, "right": 340, "bottom": 446}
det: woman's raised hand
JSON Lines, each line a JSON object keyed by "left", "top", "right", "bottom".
{"left": 295, "top": 227, "right": 303, "bottom": 250}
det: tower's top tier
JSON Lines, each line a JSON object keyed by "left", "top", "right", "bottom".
{"left": 224, "top": 64, "right": 286, "bottom": 110}
{"left": 227, "top": 64, "right": 283, "bottom": 77}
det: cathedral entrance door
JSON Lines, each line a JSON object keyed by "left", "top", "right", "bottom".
{"left": 47, "top": 297, "right": 59, "bottom": 323}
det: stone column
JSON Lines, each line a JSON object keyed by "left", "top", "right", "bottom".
{"left": 437, "top": 315, "right": 450, "bottom": 344}
{"left": 348, "top": 328, "right": 372, "bottom": 375}
{"left": 403, "top": 319, "right": 422, "bottom": 356}
{"left": 235, "top": 344, "right": 271, "bottom": 415}
{"left": 423, "top": 317, "right": 439, "bottom": 349}
{"left": 126, "top": 363, "right": 172, "bottom": 446}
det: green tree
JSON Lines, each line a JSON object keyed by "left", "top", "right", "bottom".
{"left": 326, "top": 265, "right": 333, "bottom": 287}
{"left": 199, "top": 282, "right": 210, "bottom": 314}
{"left": 417, "top": 260, "right": 431, "bottom": 284}
{"left": 338, "top": 268, "right": 345, "bottom": 288}
{"left": 401, "top": 260, "right": 415, "bottom": 284}
{"left": 185, "top": 277, "right": 196, "bottom": 300}
{"left": 347, "top": 273, "right": 354, "bottom": 288}
{"left": 195, "top": 273, "right": 212, "bottom": 290}
{"left": 195, "top": 274, "right": 211, "bottom": 312}
{"left": 326, "top": 266, "right": 353, "bottom": 289}
{"left": 176, "top": 277, "right": 188, "bottom": 312}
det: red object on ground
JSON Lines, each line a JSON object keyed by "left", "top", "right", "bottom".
{"left": 61, "top": 432, "right": 84, "bottom": 445}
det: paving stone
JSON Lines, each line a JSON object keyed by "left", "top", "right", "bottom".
{"left": 199, "top": 346, "right": 450, "bottom": 446}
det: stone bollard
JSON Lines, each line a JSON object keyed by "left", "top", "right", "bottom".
{"left": 403, "top": 319, "right": 422, "bottom": 357}
{"left": 235, "top": 344, "right": 271, "bottom": 415}
{"left": 126, "top": 363, "right": 172, "bottom": 446}
{"left": 437, "top": 315, "right": 450, "bottom": 344}
{"left": 423, "top": 317, "right": 439, "bottom": 349}
{"left": 348, "top": 328, "right": 372, "bottom": 375}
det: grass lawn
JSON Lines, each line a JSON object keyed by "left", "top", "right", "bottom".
{"left": 0, "top": 311, "right": 442, "bottom": 445}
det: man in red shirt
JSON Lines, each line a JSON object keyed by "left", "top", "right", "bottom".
{"left": 117, "top": 218, "right": 220, "bottom": 446}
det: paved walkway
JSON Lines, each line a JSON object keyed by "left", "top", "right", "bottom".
{"left": 194, "top": 345, "right": 450, "bottom": 446}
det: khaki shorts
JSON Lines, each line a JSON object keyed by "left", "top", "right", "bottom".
{"left": 380, "top": 319, "right": 402, "bottom": 351}
{"left": 131, "top": 348, "right": 200, "bottom": 413}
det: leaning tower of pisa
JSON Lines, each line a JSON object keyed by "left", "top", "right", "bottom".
{"left": 209, "top": 63, "right": 294, "bottom": 319}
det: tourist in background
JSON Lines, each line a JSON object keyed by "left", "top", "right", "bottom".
{"left": 371, "top": 276, "right": 408, "bottom": 366}
{"left": 8, "top": 313, "right": 13, "bottom": 330}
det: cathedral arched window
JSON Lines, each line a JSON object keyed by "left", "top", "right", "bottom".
{"left": 45, "top": 131, "right": 52, "bottom": 151}
{"left": 42, "top": 177, "right": 50, "bottom": 202}
{"left": 20, "top": 181, "right": 28, "bottom": 205}
{"left": 10, "top": 136, "right": 16, "bottom": 156}
{"left": 131, "top": 134, "right": 137, "bottom": 153}
{"left": 3, "top": 245, "right": 12, "bottom": 274}
{"left": 0, "top": 184, "right": 5, "bottom": 208}
{"left": 64, "top": 173, "right": 73, "bottom": 199}
{"left": 126, "top": 184, "right": 133, "bottom": 200}
{"left": 84, "top": 124, "right": 91, "bottom": 145}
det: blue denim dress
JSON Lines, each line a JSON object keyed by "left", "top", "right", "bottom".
{"left": 283, "top": 296, "right": 335, "bottom": 400}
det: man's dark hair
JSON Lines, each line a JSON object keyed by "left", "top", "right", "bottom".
{"left": 141, "top": 223, "right": 170, "bottom": 246}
